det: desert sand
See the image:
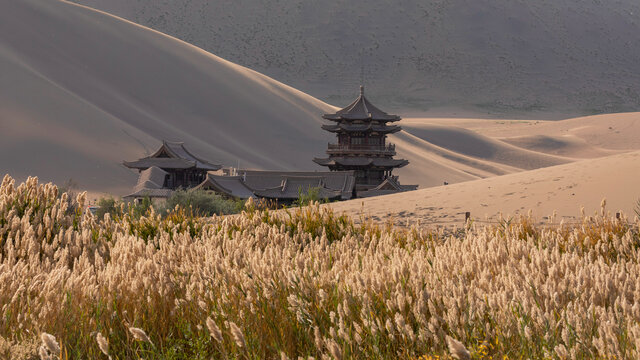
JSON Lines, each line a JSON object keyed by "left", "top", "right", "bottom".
{"left": 0, "top": 0, "right": 333, "bottom": 194}
{"left": 329, "top": 149, "right": 640, "bottom": 226}
{"left": 330, "top": 114, "right": 640, "bottom": 224}
{"left": 72, "top": 0, "right": 640, "bottom": 116}
{"left": 1, "top": 0, "right": 639, "bottom": 223}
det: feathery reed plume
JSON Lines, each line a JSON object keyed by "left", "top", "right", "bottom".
{"left": 245, "top": 197, "right": 255, "bottom": 210}
{"left": 206, "top": 317, "right": 223, "bottom": 343}
{"left": 129, "top": 327, "right": 153, "bottom": 345}
{"left": 555, "top": 344, "right": 569, "bottom": 359}
{"left": 446, "top": 336, "right": 470, "bottom": 360}
{"left": 38, "top": 345, "right": 50, "bottom": 360}
{"left": 95, "top": 332, "right": 110, "bottom": 358}
{"left": 314, "top": 326, "right": 323, "bottom": 350}
{"left": 228, "top": 321, "right": 246, "bottom": 349}
{"left": 327, "top": 339, "right": 342, "bottom": 360}
{"left": 40, "top": 333, "right": 60, "bottom": 356}
{"left": 3, "top": 175, "right": 640, "bottom": 358}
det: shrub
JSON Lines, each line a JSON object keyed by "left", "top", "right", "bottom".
{"left": 162, "top": 189, "right": 243, "bottom": 216}
{"left": 295, "top": 186, "right": 328, "bottom": 207}
{"left": 95, "top": 196, "right": 117, "bottom": 220}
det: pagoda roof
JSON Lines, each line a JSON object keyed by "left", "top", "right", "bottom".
{"left": 321, "top": 123, "right": 401, "bottom": 134}
{"left": 323, "top": 86, "right": 401, "bottom": 122}
{"left": 124, "top": 141, "right": 221, "bottom": 171}
{"left": 313, "top": 157, "right": 409, "bottom": 168}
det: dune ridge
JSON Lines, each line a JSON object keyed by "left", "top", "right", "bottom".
{"left": 2, "top": 0, "right": 640, "bottom": 209}
{"left": 71, "top": 0, "right": 640, "bottom": 116}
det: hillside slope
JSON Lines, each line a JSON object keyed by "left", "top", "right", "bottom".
{"left": 329, "top": 150, "right": 640, "bottom": 225}
{"left": 72, "top": 0, "right": 640, "bottom": 116}
{"left": 2, "top": 0, "right": 639, "bottom": 197}
{"left": 0, "top": 0, "right": 334, "bottom": 193}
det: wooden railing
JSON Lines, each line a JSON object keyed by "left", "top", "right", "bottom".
{"left": 327, "top": 143, "right": 396, "bottom": 154}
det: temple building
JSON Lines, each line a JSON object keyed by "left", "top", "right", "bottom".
{"left": 123, "top": 88, "right": 418, "bottom": 203}
{"left": 123, "top": 141, "right": 221, "bottom": 200}
{"left": 194, "top": 170, "right": 356, "bottom": 203}
{"left": 123, "top": 141, "right": 355, "bottom": 203}
{"left": 314, "top": 86, "right": 417, "bottom": 197}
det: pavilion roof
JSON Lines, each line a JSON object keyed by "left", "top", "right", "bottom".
{"left": 242, "top": 170, "right": 354, "bottom": 193}
{"left": 193, "top": 174, "right": 257, "bottom": 199}
{"left": 124, "top": 141, "right": 221, "bottom": 171}
{"left": 253, "top": 184, "right": 342, "bottom": 200}
{"left": 194, "top": 170, "right": 356, "bottom": 201}
{"left": 124, "top": 166, "right": 173, "bottom": 199}
{"left": 323, "top": 86, "right": 401, "bottom": 122}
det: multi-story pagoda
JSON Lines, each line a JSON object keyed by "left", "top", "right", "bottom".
{"left": 314, "top": 86, "right": 414, "bottom": 195}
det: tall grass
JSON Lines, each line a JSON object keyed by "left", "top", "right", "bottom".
{"left": 1, "top": 175, "right": 639, "bottom": 359}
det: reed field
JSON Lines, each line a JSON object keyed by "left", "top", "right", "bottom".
{"left": 1, "top": 175, "right": 639, "bottom": 359}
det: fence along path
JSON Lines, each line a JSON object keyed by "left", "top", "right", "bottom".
{"left": 364, "top": 210, "right": 638, "bottom": 228}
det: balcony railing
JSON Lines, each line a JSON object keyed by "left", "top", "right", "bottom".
{"left": 327, "top": 143, "right": 396, "bottom": 155}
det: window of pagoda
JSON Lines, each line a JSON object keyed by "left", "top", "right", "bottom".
{"left": 368, "top": 136, "right": 381, "bottom": 145}
{"left": 351, "top": 137, "right": 365, "bottom": 145}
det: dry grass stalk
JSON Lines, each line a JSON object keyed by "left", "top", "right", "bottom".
{"left": 446, "top": 336, "right": 470, "bottom": 360}
{"left": 206, "top": 317, "right": 223, "bottom": 343}
{"left": 129, "top": 327, "right": 152, "bottom": 345}
{"left": 95, "top": 332, "right": 109, "bottom": 358}
{"left": 1, "top": 175, "right": 640, "bottom": 359}
{"left": 40, "top": 333, "right": 60, "bottom": 357}
{"left": 228, "top": 321, "right": 246, "bottom": 349}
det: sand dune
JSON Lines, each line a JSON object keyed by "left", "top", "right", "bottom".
{"left": 501, "top": 135, "right": 618, "bottom": 159}
{"left": 71, "top": 0, "right": 640, "bottom": 116}
{"left": 393, "top": 113, "right": 640, "bottom": 187}
{"left": 0, "top": 0, "right": 333, "bottom": 193}
{"left": 2, "top": 0, "right": 639, "bottom": 204}
{"left": 329, "top": 151, "right": 640, "bottom": 226}
{"left": 400, "top": 123, "right": 571, "bottom": 169}
{"left": 432, "top": 113, "right": 640, "bottom": 151}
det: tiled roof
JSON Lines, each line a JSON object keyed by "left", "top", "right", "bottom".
{"left": 124, "top": 166, "right": 173, "bottom": 198}
{"left": 323, "top": 86, "right": 401, "bottom": 122}
{"left": 321, "top": 123, "right": 401, "bottom": 134}
{"left": 123, "top": 158, "right": 196, "bottom": 169}
{"left": 124, "top": 141, "right": 221, "bottom": 171}
{"left": 195, "top": 170, "right": 356, "bottom": 201}
{"left": 194, "top": 174, "right": 257, "bottom": 199}
{"left": 123, "top": 188, "right": 174, "bottom": 199}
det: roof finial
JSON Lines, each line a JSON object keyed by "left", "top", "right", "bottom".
{"left": 360, "top": 85, "right": 364, "bottom": 96}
